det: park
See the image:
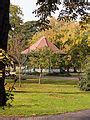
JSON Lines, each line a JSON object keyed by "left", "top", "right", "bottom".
{"left": 0, "top": 0, "right": 90, "bottom": 119}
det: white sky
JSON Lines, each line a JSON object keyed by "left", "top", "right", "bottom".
{"left": 10, "top": 0, "right": 89, "bottom": 22}
{"left": 10, "top": 0, "right": 37, "bottom": 22}
{"left": 10, "top": 0, "right": 61, "bottom": 22}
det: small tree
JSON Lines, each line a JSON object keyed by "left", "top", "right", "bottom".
{"left": 29, "top": 48, "right": 53, "bottom": 84}
{"left": 8, "top": 34, "right": 26, "bottom": 87}
{"left": 78, "top": 18, "right": 90, "bottom": 90}
{"left": 8, "top": 4, "right": 26, "bottom": 87}
{"left": 79, "top": 52, "right": 90, "bottom": 91}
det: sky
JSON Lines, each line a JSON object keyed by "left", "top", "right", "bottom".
{"left": 10, "top": 0, "right": 60, "bottom": 22}
{"left": 10, "top": 0, "right": 90, "bottom": 22}
{"left": 11, "top": 0, "right": 37, "bottom": 22}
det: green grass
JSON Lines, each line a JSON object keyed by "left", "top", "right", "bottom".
{"left": 0, "top": 78, "right": 90, "bottom": 116}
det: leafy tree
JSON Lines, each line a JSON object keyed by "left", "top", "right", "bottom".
{"left": 21, "top": 21, "right": 38, "bottom": 45}
{"left": 8, "top": 5, "right": 40, "bottom": 87}
{"left": 30, "top": 19, "right": 80, "bottom": 71}
{"left": 62, "top": 21, "right": 88, "bottom": 74}
{"left": 8, "top": 34, "right": 26, "bottom": 87}
{"left": 78, "top": 16, "right": 90, "bottom": 90}
{"left": 30, "top": 18, "right": 65, "bottom": 48}
{"left": 33, "top": 0, "right": 89, "bottom": 30}
{"left": 8, "top": 4, "right": 26, "bottom": 87}
{"left": 33, "top": 1, "right": 89, "bottom": 77}
{"left": 30, "top": 18, "right": 81, "bottom": 48}
{"left": 29, "top": 48, "right": 51, "bottom": 84}
{"left": 10, "top": 4, "right": 23, "bottom": 29}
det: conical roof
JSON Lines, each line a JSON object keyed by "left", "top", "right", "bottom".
{"left": 21, "top": 36, "right": 60, "bottom": 54}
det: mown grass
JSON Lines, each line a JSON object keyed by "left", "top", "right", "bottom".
{"left": 0, "top": 78, "right": 90, "bottom": 116}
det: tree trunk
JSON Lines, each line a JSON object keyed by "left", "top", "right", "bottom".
{"left": 33, "top": 67, "right": 36, "bottom": 72}
{"left": 0, "top": 0, "right": 10, "bottom": 106}
{"left": 0, "top": 61, "right": 6, "bottom": 106}
{"left": 39, "top": 68, "right": 42, "bottom": 84}
{"left": 74, "top": 67, "right": 77, "bottom": 73}
{"left": 13, "top": 63, "right": 16, "bottom": 72}
{"left": 39, "top": 73, "right": 41, "bottom": 84}
{"left": 67, "top": 66, "right": 70, "bottom": 73}
{"left": 19, "top": 64, "right": 21, "bottom": 87}
{"left": 49, "top": 57, "right": 51, "bottom": 73}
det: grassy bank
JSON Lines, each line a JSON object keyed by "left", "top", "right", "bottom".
{"left": 0, "top": 78, "right": 90, "bottom": 116}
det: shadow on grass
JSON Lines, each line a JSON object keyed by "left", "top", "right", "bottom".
{"left": 6, "top": 76, "right": 78, "bottom": 85}
{"left": 16, "top": 79, "right": 78, "bottom": 85}
{"left": 13, "top": 90, "right": 89, "bottom": 94}
{"left": 13, "top": 105, "right": 32, "bottom": 107}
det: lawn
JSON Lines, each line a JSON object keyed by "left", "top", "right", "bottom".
{"left": 0, "top": 78, "right": 90, "bottom": 116}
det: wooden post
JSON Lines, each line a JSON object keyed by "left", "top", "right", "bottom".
{"left": 0, "top": 0, "right": 10, "bottom": 106}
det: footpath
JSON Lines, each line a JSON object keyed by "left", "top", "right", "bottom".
{"left": 0, "top": 110, "right": 90, "bottom": 120}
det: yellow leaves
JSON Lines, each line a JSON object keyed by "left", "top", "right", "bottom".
{"left": 88, "top": 36, "right": 90, "bottom": 47}
{"left": 29, "top": 18, "right": 88, "bottom": 53}
{"left": 0, "top": 49, "right": 5, "bottom": 60}
{"left": 87, "top": 24, "right": 90, "bottom": 47}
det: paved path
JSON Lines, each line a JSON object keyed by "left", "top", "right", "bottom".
{"left": 0, "top": 110, "right": 90, "bottom": 120}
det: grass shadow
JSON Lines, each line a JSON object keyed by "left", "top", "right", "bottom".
{"left": 13, "top": 90, "right": 90, "bottom": 94}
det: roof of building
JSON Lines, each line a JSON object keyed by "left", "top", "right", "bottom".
{"left": 21, "top": 36, "right": 61, "bottom": 54}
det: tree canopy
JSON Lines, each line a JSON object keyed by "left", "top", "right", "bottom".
{"left": 32, "top": 0, "right": 89, "bottom": 30}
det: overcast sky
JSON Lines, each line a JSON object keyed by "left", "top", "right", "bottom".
{"left": 10, "top": 0, "right": 61, "bottom": 22}
{"left": 10, "top": 0, "right": 37, "bottom": 22}
{"left": 10, "top": 0, "right": 90, "bottom": 22}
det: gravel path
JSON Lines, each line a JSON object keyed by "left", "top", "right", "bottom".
{"left": 0, "top": 110, "right": 90, "bottom": 120}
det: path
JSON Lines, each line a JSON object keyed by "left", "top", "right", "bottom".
{"left": 0, "top": 110, "right": 90, "bottom": 120}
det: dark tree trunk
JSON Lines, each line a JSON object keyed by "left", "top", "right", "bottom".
{"left": 0, "top": 0, "right": 10, "bottom": 106}
{"left": 0, "top": 61, "right": 6, "bottom": 106}
{"left": 67, "top": 66, "right": 70, "bottom": 73}
{"left": 74, "top": 67, "right": 77, "bottom": 73}
{"left": 49, "top": 57, "right": 51, "bottom": 73}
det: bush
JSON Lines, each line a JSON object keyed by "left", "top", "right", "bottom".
{"left": 79, "top": 55, "right": 90, "bottom": 91}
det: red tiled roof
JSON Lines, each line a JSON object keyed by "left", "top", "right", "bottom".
{"left": 21, "top": 36, "right": 60, "bottom": 54}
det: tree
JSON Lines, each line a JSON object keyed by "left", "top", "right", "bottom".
{"left": 0, "top": 0, "right": 10, "bottom": 106}
{"left": 30, "top": 18, "right": 89, "bottom": 74}
{"left": 10, "top": 4, "right": 23, "bottom": 28}
{"left": 21, "top": 21, "right": 38, "bottom": 43}
{"left": 8, "top": 4, "right": 26, "bottom": 87}
{"left": 8, "top": 33, "right": 26, "bottom": 87}
{"left": 71, "top": 34, "right": 88, "bottom": 72}
{"left": 30, "top": 18, "right": 64, "bottom": 48}
{"left": 33, "top": 0, "right": 89, "bottom": 30}
{"left": 78, "top": 16, "right": 90, "bottom": 90}
{"left": 29, "top": 48, "right": 50, "bottom": 84}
